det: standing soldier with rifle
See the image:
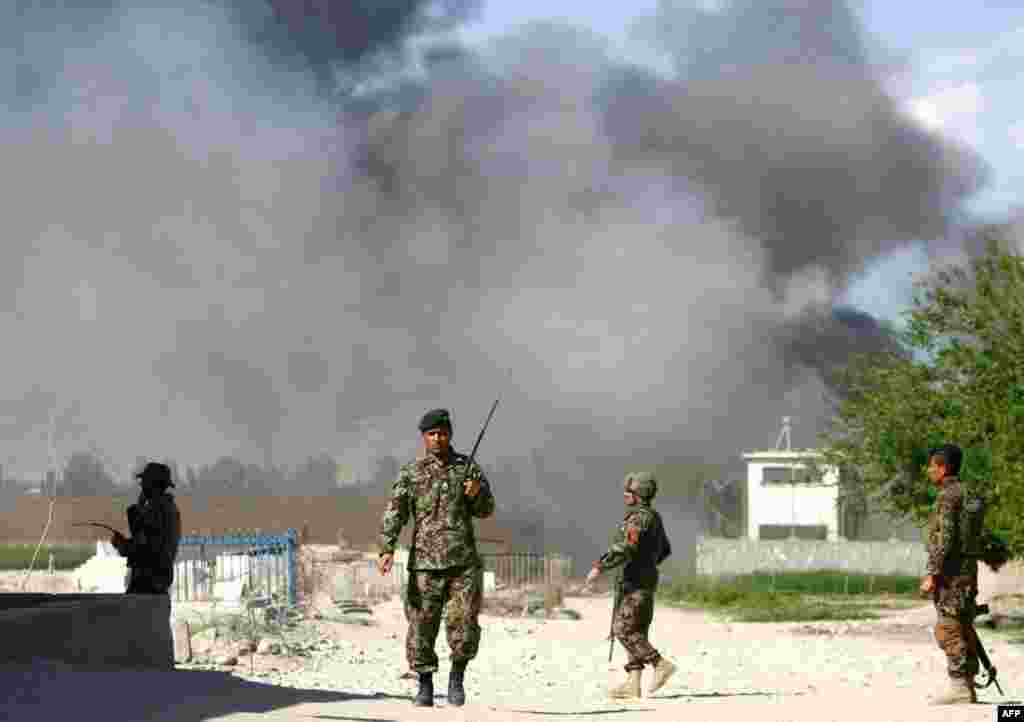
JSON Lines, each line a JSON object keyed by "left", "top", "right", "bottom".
{"left": 921, "top": 444, "right": 983, "bottom": 705}
{"left": 377, "top": 407, "right": 496, "bottom": 708}
{"left": 586, "top": 471, "right": 675, "bottom": 700}
{"left": 111, "top": 461, "right": 182, "bottom": 595}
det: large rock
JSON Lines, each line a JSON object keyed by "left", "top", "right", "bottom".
{"left": 173, "top": 620, "right": 192, "bottom": 663}
{"left": 190, "top": 628, "right": 219, "bottom": 656}
{"left": 256, "top": 638, "right": 280, "bottom": 655}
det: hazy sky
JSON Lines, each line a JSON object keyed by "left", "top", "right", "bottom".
{"left": 1, "top": 0, "right": 1016, "bottom": 566}
{"left": 0, "top": 0, "right": 999, "bottom": 471}
{"left": 455, "top": 1, "right": 1024, "bottom": 323}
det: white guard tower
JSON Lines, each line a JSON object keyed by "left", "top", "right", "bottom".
{"left": 742, "top": 417, "right": 840, "bottom": 541}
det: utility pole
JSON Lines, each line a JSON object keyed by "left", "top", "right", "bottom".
{"left": 776, "top": 416, "right": 799, "bottom": 540}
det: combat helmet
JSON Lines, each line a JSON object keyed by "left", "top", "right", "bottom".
{"left": 624, "top": 471, "right": 658, "bottom": 501}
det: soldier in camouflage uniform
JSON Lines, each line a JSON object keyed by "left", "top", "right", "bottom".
{"left": 585, "top": 471, "right": 676, "bottom": 699}
{"left": 377, "top": 409, "right": 495, "bottom": 708}
{"left": 111, "top": 461, "right": 182, "bottom": 594}
{"left": 920, "top": 444, "right": 980, "bottom": 705}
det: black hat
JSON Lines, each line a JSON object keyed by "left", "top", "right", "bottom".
{"left": 418, "top": 408, "right": 452, "bottom": 433}
{"left": 136, "top": 461, "right": 174, "bottom": 487}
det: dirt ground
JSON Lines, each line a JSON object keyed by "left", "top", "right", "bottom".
{"left": 0, "top": 569, "right": 79, "bottom": 594}
{"left": 5, "top": 566, "right": 1024, "bottom": 721}
{"left": 4, "top": 588, "right": 1023, "bottom": 721}
{"left": 230, "top": 595, "right": 1021, "bottom": 722}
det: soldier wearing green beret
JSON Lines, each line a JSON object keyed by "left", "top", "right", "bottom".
{"left": 377, "top": 408, "right": 495, "bottom": 707}
{"left": 586, "top": 471, "right": 676, "bottom": 699}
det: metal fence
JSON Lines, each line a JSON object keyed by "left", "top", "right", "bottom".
{"left": 170, "top": 530, "right": 298, "bottom": 605}
{"left": 318, "top": 551, "right": 573, "bottom": 603}
{"left": 482, "top": 553, "right": 572, "bottom": 589}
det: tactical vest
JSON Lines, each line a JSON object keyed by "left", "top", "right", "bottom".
{"left": 629, "top": 507, "right": 671, "bottom": 570}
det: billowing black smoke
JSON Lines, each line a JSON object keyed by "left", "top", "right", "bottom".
{"left": 0, "top": 1, "right": 988, "bottom": 572}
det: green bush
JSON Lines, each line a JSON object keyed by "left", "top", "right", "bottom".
{"left": 0, "top": 543, "right": 94, "bottom": 571}
{"left": 657, "top": 570, "right": 920, "bottom": 622}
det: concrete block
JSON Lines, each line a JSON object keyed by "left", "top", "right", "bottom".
{"left": 0, "top": 593, "right": 174, "bottom": 669}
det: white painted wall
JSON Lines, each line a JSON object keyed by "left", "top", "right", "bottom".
{"left": 744, "top": 450, "right": 839, "bottom": 541}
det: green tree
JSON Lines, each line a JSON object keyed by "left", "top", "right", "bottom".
{"left": 819, "top": 229, "right": 1024, "bottom": 555}
{"left": 61, "top": 450, "right": 116, "bottom": 496}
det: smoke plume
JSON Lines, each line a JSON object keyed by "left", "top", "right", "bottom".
{"left": 0, "top": 1, "right": 986, "bottom": 569}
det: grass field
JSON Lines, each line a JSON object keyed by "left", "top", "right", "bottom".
{"left": 658, "top": 570, "right": 922, "bottom": 622}
{"left": 0, "top": 542, "right": 94, "bottom": 571}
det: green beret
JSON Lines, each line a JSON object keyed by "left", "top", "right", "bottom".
{"left": 418, "top": 408, "right": 452, "bottom": 432}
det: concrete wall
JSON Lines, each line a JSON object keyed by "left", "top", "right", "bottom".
{"left": 0, "top": 593, "right": 173, "bottom": 669}
{"left": 696, "top": 537, "right": 928, "bottom": 577}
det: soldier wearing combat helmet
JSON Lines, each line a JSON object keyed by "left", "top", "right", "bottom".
{"left": 586, "top": 471, "right": 677, "bottom": 699}
{"left": 377, "top": 408, "right": 495, "bottom": 708}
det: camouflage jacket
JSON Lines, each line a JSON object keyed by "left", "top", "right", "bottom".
{"left": 594, "top": 502, "right": 671, "bottom": 590}
{"left": 378, "top": 450, "right": 495, "bottom": 570}
{"left": 926, "top": 478, "right": 977, "bottom": 580}
{"left": 119, "top": 491, "right": 182, "bottom": 586}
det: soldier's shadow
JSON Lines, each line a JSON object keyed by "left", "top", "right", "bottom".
{"left": 0, "top": 665, "right": 411, "bottom": 722}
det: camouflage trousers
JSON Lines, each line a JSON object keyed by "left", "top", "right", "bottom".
{"left": 404, "top": 565, "right": 483, "bottom": 673}
{"left": 612, "top": 586, "right": 662, "bottom": 672}
{"left": 934, "top": 614, "right": 980, "bottom": 679}
{"left": 933, "top": 574, "right": 980, "bottom": 679}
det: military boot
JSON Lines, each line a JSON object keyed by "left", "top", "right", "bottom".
{"left": 647, "top": 656, "right": 677, "bottom": 696}
{"left": 413, "top": 672, "right": 434, "bottom": 707}
{"left": 448, "top": 661, "right": 467, "bottom": 706}
{"left": 929, "top": 677, "right": 976, "bottom": 705}
{"left": 608, "top": 670, "right": 642, "bottom": 700}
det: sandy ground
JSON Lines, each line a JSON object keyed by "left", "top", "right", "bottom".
{"left": 0, "top": 569, "right": 80, "bottom": 594}
{"left": 2, "top": 586, "right": 1023, "bottom": 722}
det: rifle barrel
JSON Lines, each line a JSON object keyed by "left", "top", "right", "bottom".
{"left": 71, "top": 522, "right": 122, "bottom": 535}
{"left": 467, "top": 398, "right": 500, "bottom": 467}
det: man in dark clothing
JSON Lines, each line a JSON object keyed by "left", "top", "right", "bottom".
{"left": 112, "top": 461, "right": 182, "bottom": 595}
{"left": 586, "top": 471, "right": 676, "bottom": 699}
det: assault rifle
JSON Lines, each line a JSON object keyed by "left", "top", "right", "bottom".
{"left": 71, "top": 521, "right": 125, "bottom": 536}
{"left": 464, "top": 398, "right": 500, "bottom": 493}
{"left": 608, "top": 572, "right": 622, "bottom": 663}
{"left": 974, "top": 604, "right": 1004, "bottom": 695}
{"left": 434, "top": 398, "right": 500, "bottom": 518}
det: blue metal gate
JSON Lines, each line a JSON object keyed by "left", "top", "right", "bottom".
{"left": 171, "top": 529, "right": 298, "bottom": 605}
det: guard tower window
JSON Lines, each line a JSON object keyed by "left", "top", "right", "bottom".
{"left": 761, "top": 467, "right": 812, "bottom": 485}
